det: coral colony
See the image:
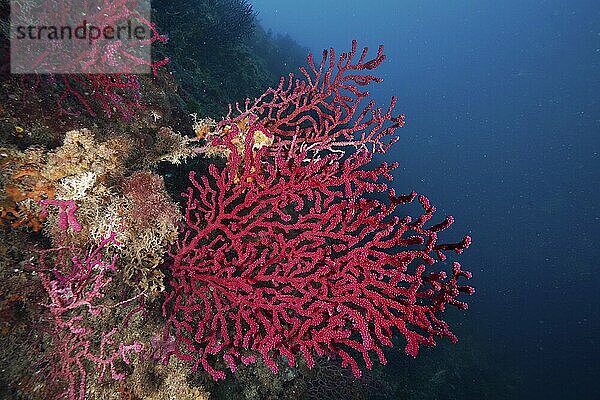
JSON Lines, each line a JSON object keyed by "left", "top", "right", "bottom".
{"left": 11, "top": 0, "right": 169, "bottom": 119}
{"left": 1, "top": 40, "right": 473, "bottom": 398}
{"left": 35, "top": 231, "right": 144, "bottom": 400}
{"left": 164, "top": 41, "right": 474, "bottom": 379}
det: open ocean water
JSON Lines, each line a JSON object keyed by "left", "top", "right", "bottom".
{"left": 251, "top": 1, "right": 599, "bottom": 399}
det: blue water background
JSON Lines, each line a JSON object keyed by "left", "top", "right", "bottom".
{"left": 250, "top": 1, "right": 599, "bottom": 398}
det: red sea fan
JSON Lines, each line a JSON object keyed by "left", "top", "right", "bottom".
{"left": 162, "top": 41, "right": 474, "bottom": 380}
{"left": 13, "top": 0, "right": 169, "bottom": 119}
{"left": 35, "top": 231, "right": 144, "bottom": 400}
